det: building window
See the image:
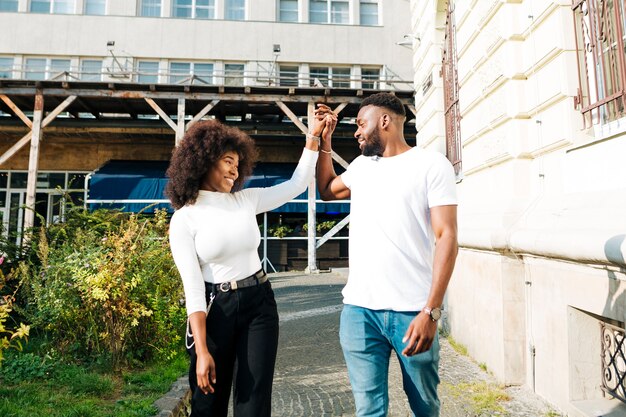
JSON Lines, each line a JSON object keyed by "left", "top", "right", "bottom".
{"left": 361, "top": 67, "right": 380, "bottom": 89}
{"left": 173, "top": 0, "right": 214, "bottom": 19}
{"left": 0, "top": 0, "right": 18, "bottom": 12}
{"left": 0, "top": 58, "right": 12, "bottom": 78}
{"left": 279, "top": 0, "right": 297, "bottom": 22}
{"left": 169, "top": 62, "right": 213, "bottom": 84}
{"left": 442, "top": 0, "right": 462, "bottom": 177}
{"left": 224, "top": 63, "right": 245, "bottom": 86}
{"left": 84, "top": 0, "right": 105, "bottom": 15}
{"left": 80, "top": 60, "right": 102, "bottom": 81}
{"left": 140, "top": 0, "right": 161, "bottom": 17}
{"left": 279, "top": 65, "right": 298, "bottom": 86}
{"left": 30, "top": 0, "right": 76, "bottom": 13}
{"left": 24, "top": 58, "right": 71, "bottom": 80}
{"left": 225, "top": 0, "right": 244, "bottom": 20}
{"left": 137, "top": 61, "right": 159, "bottom": 83}
{"left": 359, "top": 0, "right": 377, "bottom": 25}
{"left": 573, "top": 0, "right": 626, "bottom": 127}
{"left": 309, "top": 66, "right": 350, "bottom": 87}
{"left": 310, "top": 0, "right": 348, "bottom": 24}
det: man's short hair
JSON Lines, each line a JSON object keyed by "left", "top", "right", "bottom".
{"left": 360, "top": 92, "right": 406, "bottom": 117}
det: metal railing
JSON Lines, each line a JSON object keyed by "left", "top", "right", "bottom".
{"left": 0, "top": 63, "right": 413, "bottom": 90}
{"left": 573, "top": 0, "right": 626, "bottom": 127}
{"left": 601, "top": 321, "right": 626, "bottom": 404}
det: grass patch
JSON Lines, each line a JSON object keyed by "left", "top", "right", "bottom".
{"left": 0, "top": 351, "right": 188, "bottom": 417}
{"left": 479, "top": 362, "right": 488, "bottom": 372}
{"left": 447, "top": 381, "right": 510, "bottom": 416}
{"left": 446, "top": 335, "right": 468, "bottom": 356}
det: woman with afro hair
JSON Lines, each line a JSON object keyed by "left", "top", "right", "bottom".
{"left": 167, "top": 109, "right": 336, "bottom": 417}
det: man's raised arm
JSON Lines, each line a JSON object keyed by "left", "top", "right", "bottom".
{"left": 315, "top": 104, "right": 351, "bottom": 201}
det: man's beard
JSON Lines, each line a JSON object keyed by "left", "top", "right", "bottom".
{"left": 361, "top": 126, "right": 385, "bottom": 157}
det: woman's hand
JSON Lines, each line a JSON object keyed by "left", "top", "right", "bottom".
{"left": 196, "top": 349, "right": 217, "bottom": 394}
{"left": 310, "top": 104, "right": 335, "bottom": 137}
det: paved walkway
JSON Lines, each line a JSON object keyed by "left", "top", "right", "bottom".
{"left": 268, "top": 269, "right": 560, "bottom": 417}
{"left": 161, "top": 269, "right": 561, "bottom": 417}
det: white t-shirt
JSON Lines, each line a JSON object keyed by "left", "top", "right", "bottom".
{"left": 169, "top": 148, "right": 318, "bottom": 316}
{"left": 340, "top": 147, "right": 457, "bottom": 312}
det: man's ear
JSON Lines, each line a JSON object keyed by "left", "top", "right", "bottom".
{"left": 380, "top": 113, "right": 391, "bottom": 129}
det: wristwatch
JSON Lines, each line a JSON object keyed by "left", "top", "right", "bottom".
{"left": 422, "top": 306, "right": 442, "bottom": 322}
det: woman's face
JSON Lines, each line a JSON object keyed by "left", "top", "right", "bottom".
{"left": 202, "top": 150, "right": 240, "bottom": 193}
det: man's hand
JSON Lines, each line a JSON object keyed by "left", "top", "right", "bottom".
{"left": 196, "top": 350, "right": 217, "bottom": 394}
{"left": 311, "top": 104, "right": 336, "bottom": 138}
{"left": 401, "top": 312, "right": 437, "bottom": 356}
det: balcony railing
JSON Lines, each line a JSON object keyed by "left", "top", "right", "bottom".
{"left": 601, "top": 321, "right": 626, "bottom": 404}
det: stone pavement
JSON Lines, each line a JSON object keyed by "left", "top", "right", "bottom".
{"left": 156, "top": 269, "right": 562, "bottom": 417}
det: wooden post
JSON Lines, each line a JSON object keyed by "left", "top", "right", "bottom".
{"left": 306, "top": 101, "right": 318, "bottom": 274}
{"left": 24, "top": 91, "right": 44, "bottom": 232}
{"left": 176, "top": 98, "right": 185, "bottom": 146}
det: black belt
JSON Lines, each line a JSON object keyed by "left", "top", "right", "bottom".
{"left": 210, "top": 269, "right": 268, "bottom": 293}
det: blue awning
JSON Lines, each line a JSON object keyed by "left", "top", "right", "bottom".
{"left": 87, "top": 160, "right": 349, "bottom": 214}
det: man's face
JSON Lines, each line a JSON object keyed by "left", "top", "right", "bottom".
{"left": 355, "top": 105, "right": 385, "bottom": 157}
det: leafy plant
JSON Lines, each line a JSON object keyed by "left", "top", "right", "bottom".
{"left": 0, "top": 267, "right": 30, "bottom": 366}
{"left": 267, "top": 224, "right": 293, "bottom": 238}
{"left": 14, "top": 207, "right": 186, "bottom": 368}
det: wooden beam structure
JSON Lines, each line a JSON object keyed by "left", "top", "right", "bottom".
{"left": 306, "top": 101, "right": 318, "bottom": 273}
{"left": 24, "top": 92, "right": 44, "bottom": 231}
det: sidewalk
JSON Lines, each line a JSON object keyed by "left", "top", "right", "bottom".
{"left": 155, "top": 269, "right": 561, "bottom": 417}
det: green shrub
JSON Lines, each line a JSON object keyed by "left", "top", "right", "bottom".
{"left": 0, "top": 269, "right": 30, "bottom": 367}
{"left": 14, "top": 207, "right": 186, "bottom": 368}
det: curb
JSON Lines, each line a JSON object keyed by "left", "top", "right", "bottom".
{"left": 153, "top": 376, "right": 191, "bottom": 417}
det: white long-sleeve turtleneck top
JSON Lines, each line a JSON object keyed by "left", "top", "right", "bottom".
{"left": 169, "top": 148, "right": 318, "bottom": 316}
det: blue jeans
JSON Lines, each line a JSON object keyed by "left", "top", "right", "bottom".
{"left": 340, "top": 304, "right": 440, "bottom": 417}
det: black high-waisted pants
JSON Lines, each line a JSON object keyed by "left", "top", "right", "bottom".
{"left": 187, "top": 280, "right": 279, "bottom": 417}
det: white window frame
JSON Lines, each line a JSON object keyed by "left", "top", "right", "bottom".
{"left": 84, "top": 0, "right": 106, "bottom": 15}
{"left": 30, "top": 0, "right": 77, "bottom": 14}
{"left": 359, "top": 0, "right": 378, "bottom": 26}
{"left": 225, "top": 0, "right": 245, "bottom": 20}
{"left": 139, "top": 0, "right": 161, "bottom": 17}
{"left": 23, "top": 57, "right": 72, "bottom": 80}
{"left": 172, "top": 0, "right": 215, "bottom": 19}
{"left": 0, "top": 57, "right": 13, "bottom": 79}
{"left": 136, "top": 60, "right": 160, "bottom": 83}
{"left": 80, "top": 59, "right": 103, "bottom": 81}
{"left": 168, "top": 61, "right": 214, "bottom": 84}
{"left": 310, "top": 0, "right": 349, "bottom": 24}
{"left": 278, "top": 0, "right": 298, "bottom": 22}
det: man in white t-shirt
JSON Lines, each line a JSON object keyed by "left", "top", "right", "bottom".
{"left": 316, "top": 93, "right": 458, "bottom": 417}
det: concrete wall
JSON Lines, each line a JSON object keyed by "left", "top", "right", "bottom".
{"left": 410, "top": 0, "right": 626, "bottom": 414}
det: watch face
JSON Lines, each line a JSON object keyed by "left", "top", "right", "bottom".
{"left": 430, "top": 308, "right": 442, "bottom": 321}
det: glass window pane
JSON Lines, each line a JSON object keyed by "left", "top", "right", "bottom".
{"left": 279, "top": 0, "right": 297, "bottom": 22}
{"left": 173, "top": 0, "right": 192, "bottom": 17}
{"left": 10, "top": 172, "right": 27, "bottom": 188}
{"left": 0, "top": 172, "right": 7, "bottom": 188}
{"left": 67, "top": 173, "right": 86, "bottom": 189}
{"left": 0, "top": 191, "right": 6, "bottom": 208}
{"left": 169, "top": 62, "right": 190, "bottom": 83}
{"left": 310, "top": 0, "right": 327, "bottom": 23}
{"left": 30, "top": 0, "right": 51, "bottom": 13}
{"left": 137, "top": 61, "right": 159, "bottom": 83}
{"left": 195, "top": 0, "right": 214, "bottom": 18}
{"left": 279, "top": 65, "right": 299, "bottom": 86}
{"left": 36, "top": 173, "right": 66, "bottom": 189}
{"left": 225, "top": 0, "right": 244, "bottom": 20}
{"left": 362, "top": 67, "right": 380, "bottom": 89}
{"left": 224, "top": 63, "right": 244, "bottom": 86}
{"left": 360, "top": 1, "right": 377, "bottom": 25}
{"left": 330, "top": 1, "right": 348, "bottom": 23}
{"left": 0, "top": 0, "right": 18, "bottom": 12}
{"left": 140, "top": 0, "right": 161, "bottom": 17}
{"left": 24, "top": 58, "right": 47, "bottom": 80}
{"left": 49, "top": 59, "right": 71, "bottom": 80}
{"left": 310, "top": 67, "right": 329, "bottom": 86}
{"left": 53, "top": 0, "right": 75, "bottom": 13}
{"left": 193, "top": 63, "right": 213, "bottom": 84}
{"left": 85, "top": 0, "right": 105, "bottom": 15}
{"left": 80, "top": 60, "right": 102, "bottom": 81}
{"left": 0, "top": 58, "right": 12, "bottom": 79}
{"left": 332, "top": 67, "right": 350, "bottom": 88}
